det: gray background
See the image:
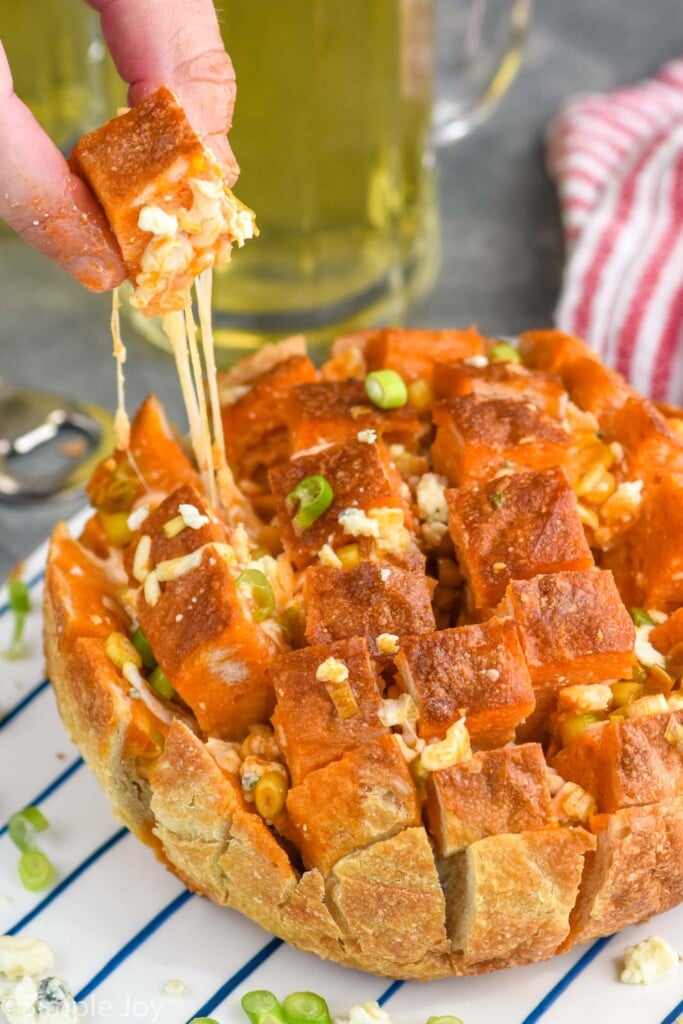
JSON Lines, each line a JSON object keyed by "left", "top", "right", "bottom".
{"left": 1, "top": 0, "right": 681, "bottom": 576}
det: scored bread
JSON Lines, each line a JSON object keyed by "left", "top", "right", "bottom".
{"left": 44, "top": 327, "right": 683, "bottom": 979}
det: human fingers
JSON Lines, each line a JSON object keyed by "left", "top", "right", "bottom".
{"left": 0, "top": 39, "right": 126, "bottom": 290}
{"left": 87, "top": 0, "right": 239, "bottom": 184}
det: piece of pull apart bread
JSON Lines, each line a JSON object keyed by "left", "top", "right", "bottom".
{"left": 45, "top": 158, "right": 683, "bottom": 981}
{"left": 69, "top": 85, "right": 255, "bottom": 316}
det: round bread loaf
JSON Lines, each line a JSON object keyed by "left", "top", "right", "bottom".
{"left": 44, "top": 328, "right": 683, "bottom": 979}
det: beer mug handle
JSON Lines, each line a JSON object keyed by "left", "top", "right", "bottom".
{"left": 432, "top": 0, "right": 533, "bottom": 147}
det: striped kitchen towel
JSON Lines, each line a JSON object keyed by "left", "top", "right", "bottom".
{"left": 547, "top": 56, "right": 683, "bottom": 404}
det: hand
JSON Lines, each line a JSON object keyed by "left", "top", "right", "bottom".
{"left": 0, "top": 0, "right": 237, "bottom": 291}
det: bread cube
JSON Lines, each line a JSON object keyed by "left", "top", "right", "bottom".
{"left": 650, "top": 607, "right": 683, "bottom": 654}
{"left": 600, "top": 397, "right": 683, "bottom": 484}
{"left": 47, "top": 524, "right": 130, "bottom": 646}
{"left": 220, "top": 354, "right": 317, "bottom": 480}
{"left": 559, "top": 358, "right": 634, "bottom": 416}
{"left": 447, "top": 468, "right": 594, "bottom": 613}
{"left": 602, "top": 474, "right": 683, "bottom": 611}
{"left": 123, "top": 484, "right": 226, "bottom": 582}
{"left": 327, "top": 827, "right": 449, "bottom": 971}
{"left": 443, "top": 827, "right": 595, "bottom": 967}
{"left": 426, "top": 743, "right": 556, "bottom": 856}
{"left": 88, "top": 396, "right": 200, "bottom": 513}
{"left": 136, "top": 546, "right": 278, "bottom": 739}
{"left": 364, "top": 326, "right": 486, "bottom": 383}
{"left": 268, "top": 439, "right": 408, "bottom": 570}
{"left": 566, "top": 797, "right": 683, "bottom": 946}
{"left": 304, "top": 562, "right": 435, "bottom": 653}
{"left": 271, "top": 637, "right": 386, "bottom": 784}
{"left": 432, "top": 395, "right": 571, "bottom": 486}
{"left": 395, "top": 618, "right": 535, "bottom": 746}
{"left": 286, "top": 379, "right": 422, "bottom": 453}
{"left": 518, "top": 329, "right": 599, "bottom": 373}
{"left": 551, "top": 710, "right": 683, "bottom": 813}
{"left": 286, "top": 735, "right": 420, "bottom": 873}
{"left": 497, "top": 570, "right": 636, "bottom": 686}
{"left": 70, "top": 86, "right": 247, "bottom": 316}
{"left": 433, "top": 360, "right": 567, "bottom": 418}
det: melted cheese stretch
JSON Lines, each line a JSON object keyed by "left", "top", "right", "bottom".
{"left": 110, "top": 270, "right": 244, "bottom": 524}
{"left": 111, "top": 287, "right": 131, "bottom": 451}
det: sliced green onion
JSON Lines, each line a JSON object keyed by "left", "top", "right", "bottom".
{"left": 132, "top": 627, "right": 157, "bottom": 670}
{"left": 241, "top": 990, "right": 286, "bottom": 1023}
{"left": 189, "top": 1020, "right": 221, "bottom": 1024}
{"left": 9, "top": 578, "right": 30, "bottom": 614}
{"left": 630, "top": 607, "right": 656, "bottom": 627}
{"left": 489, "top": 342, "right": 522, "bottom": 363}
{"left": 1, "top": 579, "right": 31, "bottom": 660}
{"left": 282, "top": 991, "right": 332, "bottom": 1024}
{"left": 149, "top": 665, "right": 175, "bottom": 700}
{"left": 236, "top": 569, "right": 276, "bottom": 622}
{"left": 364, "top": 369, "right": 408, "bottom": 409}
{"left": 426, "top": 1017, "right": 464, "bottom": 1024}
{"left": 8, "top": 806, "right": 49, "bottom": 852}
{"left": 18, "top": 850, "right": 55, "bottom": 892}
{"left": 286, "top": 475, "right": 334, "bottom": 533}
{"left": 488, "top": 489, "right": 504, "bottom": 510}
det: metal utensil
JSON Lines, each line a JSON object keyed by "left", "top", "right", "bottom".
{"left": 0, "top": 385, "right": 114, "bottom": 502}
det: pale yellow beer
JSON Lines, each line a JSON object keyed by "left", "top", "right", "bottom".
{"left": 208, "top": 0, "right": 437, "bottom": 356}
{"left": 0, "top": 0, "right": 106, "bottom": 150}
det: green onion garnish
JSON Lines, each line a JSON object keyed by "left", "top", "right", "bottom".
{"left": 286, "top": 475, "right": 334, "bottom": 533}
{"left": 488, "top": 490, "right": 504, "bottom": 510}
{"left": 8, "top": 806, "right": 49, "bottom": 852}
{"left": 149, "top": 665, "right": 175, "bottom": 700}
{"left": 364, "top": 369, "right": 408, "bottom": 409}
{"left": 1, "top": 579, "right": 31, "bottom": 660}
{"left": 426, "top": 1017, "right": 464, "bottom": 1024}
{"left": 235, "top": 569, "right": 276, "bottom": 622}
{"left": 489, "top": 342, "right": 522, "bottom": 363}
{"left": 18, "top": 850, "right": 56, "bottom": 892}
{"left": 241, "top": 990, "right": 286, "bottom": 1023}
{"left": 630, "top": 607, "right": 656, "bottom": 627}
{"left": 189, "top": 1020, "right": 221, "bottom": 1024}
{"left": 282, "top": 992, "right": 332, "bottom": 1024}
{"left": 8, "top": 806, "right": 55, "bottom": 892}
{"left": 132, "top": 626, "right": 157, "bottom": 670}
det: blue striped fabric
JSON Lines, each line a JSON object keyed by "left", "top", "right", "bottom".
{"left": 0, "top": 678, "right": 51, "bottom": 732}
{"left": 187, "top": 938, "right": 284, "bottom": 1022}
{"left": 76, "top": 890, "right": 194, "bottom": 1002}
{"left": 520, "top": 937, "right": 613, "bottom": 1024}
{"left": 0, "top": 757, "right": 83, "bottom": 838}
{"left": 661, "top": 1000, "right": 683, "bottom": 1024}
{"left": 7, "top": 829, "right": 128, "bottom": 936}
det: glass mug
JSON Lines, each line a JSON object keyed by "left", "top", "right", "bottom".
{"left": 124, "top": 0, "right": 532, "bottom": 362}
{"left": 0, "top": 0, "right": 109, "bottom": 236}
{"left": 2, "top": 0, "right": 532, "bottom": 360}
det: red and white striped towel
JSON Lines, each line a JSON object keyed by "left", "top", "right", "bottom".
{"left": 548, "top": 57, "right": 683, "bottom": 404}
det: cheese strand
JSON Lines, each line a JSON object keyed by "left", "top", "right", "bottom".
{"left": 110, "top": 288, "right": 131, "bottom": 450}
{"left": 161, "top": 309, "right": 213, "bottom": 498}
{"left": 184, "top": 294, "right": 218, "bottom": 508}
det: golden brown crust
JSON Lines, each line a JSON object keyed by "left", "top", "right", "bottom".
{"left": 443, "top": 828, "right": 595, "bottom": 967}
{"left": 44, "top": 327, "right": 683, "bottom": 980}
{"left": 566, "top": 798, "right": 683, "bottom": 946}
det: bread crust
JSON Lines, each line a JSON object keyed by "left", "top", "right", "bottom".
{"left": 44, "top": 327, "right": 683, "bottom": 980}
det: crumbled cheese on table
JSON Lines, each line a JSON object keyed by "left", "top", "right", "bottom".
{"left": 620, "top": 935, "right": 679, "bottom": 984}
